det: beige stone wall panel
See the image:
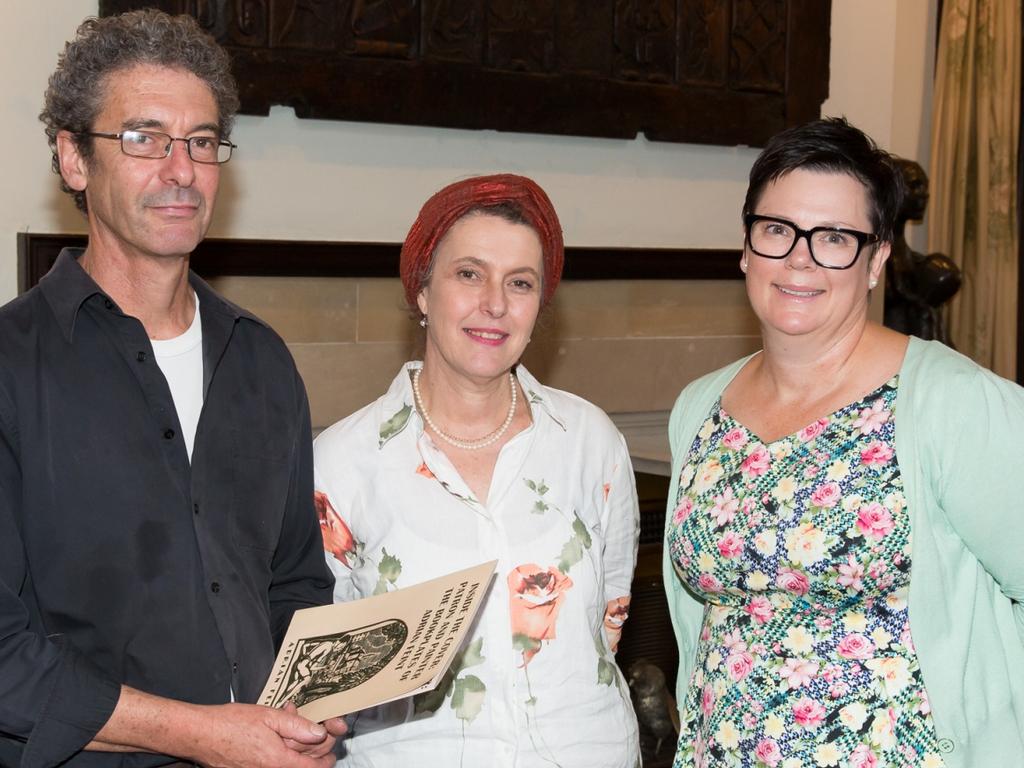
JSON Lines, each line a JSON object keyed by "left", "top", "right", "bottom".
{"left": 208, "top": 276, "right": 357, "bottom": 343}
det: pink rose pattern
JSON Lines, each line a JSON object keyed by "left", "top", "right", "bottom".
{"left": 673, "top": 496, "right": 695, "bottom": 525}
{"left": 837, "top": 632, "right": 876, "bottom": 660}
{"left": 717, "top": 531, "right": 744, "bottom": 559}
{"left": 856, "top": 502, "right": 895, "bottom": 541}
{"left": 776, "top": 567, "right": 810, "bottom": 596}
{"left": 667, "top": 381, "right": 945, "bottom": 767}
{"left": 809, "top": 481, "right": 841, "bottom": 509}
{"left": 791, "top": 696, "right": 827, "bottom": 727}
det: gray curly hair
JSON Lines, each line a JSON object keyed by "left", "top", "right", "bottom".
{"left": 40, "top": 9, "right": 240, "bottom": 213}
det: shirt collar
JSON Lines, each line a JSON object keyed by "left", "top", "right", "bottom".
{"left": 38, "top": 248, "right": 101, "bottom": 342}
{"left": 39, "top": 247, "right": 267, "bottom": 342}
{"left": 189, "top": 270, "right": 267, "bottom": 328}
{"left": 376, "top": 361, "right": 566, "bottom": 451}
{"left": 512, "top": 364, "right": 567, "bottom": 431}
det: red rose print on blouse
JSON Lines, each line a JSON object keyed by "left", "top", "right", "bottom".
{"left": 508, "top": 564, "right": 574, "bottom": 666}
{"left": 314, "top": 490, "right": 356, "bottom": 567}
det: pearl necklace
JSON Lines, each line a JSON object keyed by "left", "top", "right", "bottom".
{"left": 412, "top": 367, "right": 517, "bottom": 450}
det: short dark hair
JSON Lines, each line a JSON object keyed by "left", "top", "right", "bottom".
{"left": 742, "top": 117, "right": 906, "bottom": 244}
{"left": 40, "top": 9, "right": 239, "bottom": 213}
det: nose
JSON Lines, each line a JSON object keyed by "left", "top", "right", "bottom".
{"left": 786, "top": 232, "right": 816, "bottom": 269}
{"left": 160, "top": 138, "right": 197, "bottom": 187}
{"left": 480, "top": 280, "right": 508, "bottom": 317}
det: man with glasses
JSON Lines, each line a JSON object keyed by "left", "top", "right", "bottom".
{"left": 0, "top": 10, "right": 344, "bottom": 767}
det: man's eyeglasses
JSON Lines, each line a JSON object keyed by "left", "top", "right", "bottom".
{"left": 81, "top": 129, "right": 236, "bottom": 165}
{"left": 743, "top": 214, "right": 879, "bottom": 270}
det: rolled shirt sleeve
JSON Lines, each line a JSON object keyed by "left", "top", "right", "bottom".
{"left": 601, "top": 432, "right": 641, "bottom": 605}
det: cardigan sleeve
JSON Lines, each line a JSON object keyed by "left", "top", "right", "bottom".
{"left": 928, "top": 358, "right": 1024, "bottom": 625}
{"left": 662, "top": 355, "right": 759, "bottom": 707}
{"left": 662, "top": 386, "right": 705, "bottom": 707}
{"left": 662, "top": 378, "right": 719, "bottom": 706}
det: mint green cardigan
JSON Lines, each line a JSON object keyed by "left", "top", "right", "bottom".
{"left": 662, "top": 337, "right": 1024, "bottom": 766}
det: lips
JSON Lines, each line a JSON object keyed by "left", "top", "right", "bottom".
{"left": 464, "top": 328, "right": 509, "bottom": 345}
{"left": 145, "top": 191, "right": 203, "bottom": 216}
{"left": 150, "top": 204, "right": 199, "bottom": 217}
{"left": 775, "top": 284, "right": 824, "bottom": 298}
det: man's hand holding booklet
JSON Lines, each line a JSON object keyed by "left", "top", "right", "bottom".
{"left": 260, "top": 560, "right": 497, "bottom": 722}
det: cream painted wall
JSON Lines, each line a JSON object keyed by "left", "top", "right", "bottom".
{"left": 892, "top": 0, "right": 940, "bottom": 253}
{"left": 0, "top": 0, "right": 937, "bottom": 302}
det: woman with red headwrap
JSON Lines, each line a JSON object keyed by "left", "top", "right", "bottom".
{"left": 313, "top": 174, "right": 640, "bottom": 766}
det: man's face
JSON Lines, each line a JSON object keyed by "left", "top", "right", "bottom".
{"left": 61, "top": 64, "right": 222, "bottom": 262}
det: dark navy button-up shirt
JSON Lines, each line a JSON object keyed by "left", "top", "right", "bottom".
{"left": 0, "top": 249, "right": 333, "bottom": 767}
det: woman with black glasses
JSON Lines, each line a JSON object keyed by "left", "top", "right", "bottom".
{"left": 663, "top": 118, "right": 1024, "bottom": 768}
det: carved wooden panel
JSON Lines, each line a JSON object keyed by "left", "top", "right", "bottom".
{"left": 99, "top": 0, "right": 830, "bottom": 147}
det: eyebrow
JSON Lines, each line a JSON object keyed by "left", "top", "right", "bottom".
{"left": 120, "top": 117, "right": 221, "bottom": 135}
{"left": 453, "top": 256, "right": 541, "bottom": 278}
{"left": 508, "top": 266, "right": 542, "bottom": 278}
{"left": 757, "top": 214, "right": 866, "bottom": 231}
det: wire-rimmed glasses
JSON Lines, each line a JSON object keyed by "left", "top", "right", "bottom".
{"left": 81, "top": 129, "right": 236, "bottom": 164}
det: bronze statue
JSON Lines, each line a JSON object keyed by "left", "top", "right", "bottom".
{"left": 884, "top": 158, "right": 961, "bottom": 343}
{"left": 627, "top": 658, "right": 679, "bottom": 764}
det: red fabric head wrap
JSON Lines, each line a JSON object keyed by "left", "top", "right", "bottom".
{"left": 400, "top": 173, "right": 565, "bottom": 308}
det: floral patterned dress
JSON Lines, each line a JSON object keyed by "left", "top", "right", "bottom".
{"left": 667, "top": 378, "right": 948, "bottom": 768}
{"left": 314, "top": 363, "right": 640, "bottom": 768}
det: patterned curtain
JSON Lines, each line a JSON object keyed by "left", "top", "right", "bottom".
{"left": 928, "top": 0, "right": 1020, "bottom": 377}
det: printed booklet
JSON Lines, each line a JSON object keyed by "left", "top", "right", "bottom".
{"left": 259, "top": 560, "right": 496, "bottom": 722}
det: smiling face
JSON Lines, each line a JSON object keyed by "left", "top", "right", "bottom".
{"left": 742, "top": 168, "right": 889, "bottom": 342}
{"left": 57, "top": 64, "right": 221, "bottom": 263}
{"left": 416, "top": 213, "right": 544, "bottom": 387}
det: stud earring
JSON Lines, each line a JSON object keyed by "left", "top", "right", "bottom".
{"left": 419, "top": 315, "right": 428, "bottom": 328}
{"left": 868, "top": 279, "right": 877, "bottom": 289}
{"left": 741, "top": 258, "right": 748, "bottom": 269}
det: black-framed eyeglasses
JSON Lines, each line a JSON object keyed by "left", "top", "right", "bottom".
{"left": 81, "top": 129, "right": 236, "bottom": 164}
{"left": 743, "top": 214, "right": 879, "bottom": 270}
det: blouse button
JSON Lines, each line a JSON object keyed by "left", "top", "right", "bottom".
{"left": 937, "top": 737, "right": 955, "bottom": 754}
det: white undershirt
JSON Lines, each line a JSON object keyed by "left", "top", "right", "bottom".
{"left": 151, "top": 294, "right": 204, "bottom": 462}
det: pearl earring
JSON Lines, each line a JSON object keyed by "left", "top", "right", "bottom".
{"left": 419, "top": 315, "right": 428, "bottom": 328}
{"left": 868, "top": 279, "right": 877, "bottom": 289}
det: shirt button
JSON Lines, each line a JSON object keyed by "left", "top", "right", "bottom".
{"left": 232, "top": 662, "right": 238, "bottom": 673}
{"left": 193, "top": 503, "right": 200, "bottom": 515}
{"left": 103, "top": 298, "right": 113, "bottom": 310}
{"left": 937, "top": 738, "right": 955, "bottom": 753}
{"left": 163, "top": 428, "right": 175, "bottom": 440}
{"left": 210, "top": 581, "right": 221, "bottom": 593}
{"left": 137, "top": 351, "right": 147, "bottom": 362}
